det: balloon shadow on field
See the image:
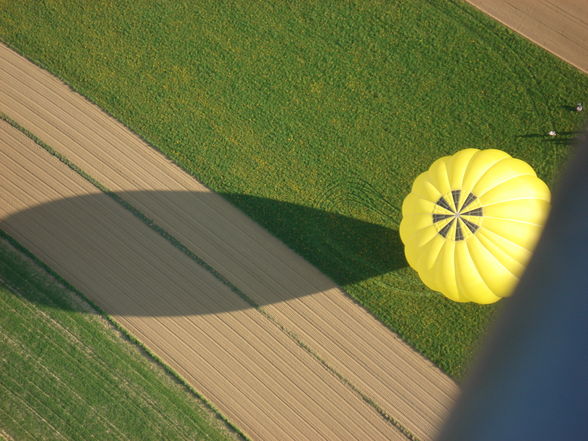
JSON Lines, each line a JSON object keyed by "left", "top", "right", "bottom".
{"left": 1, "top": 191, "right": 405, "bottom": 316}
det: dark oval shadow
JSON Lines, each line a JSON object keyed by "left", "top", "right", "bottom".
{"left": 2, "top": 191, "right": 405, "bottom": 315}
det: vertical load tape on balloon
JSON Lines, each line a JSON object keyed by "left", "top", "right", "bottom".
{"left": 400, "top": 149, "right": 550, "bottom": 304}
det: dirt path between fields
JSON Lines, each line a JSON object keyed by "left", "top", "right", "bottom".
{"left": 0, "top": 44, "right": 456, "bottom": 441}
{"left": 465, "top": 0, "right": 588, "bottom": 73}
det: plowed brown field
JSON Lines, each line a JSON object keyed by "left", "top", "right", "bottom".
{"left": 0, "top": 43, "right": 457, "bottom": 440}
{"left": 465, "top": 0, "right": 588, "bottom": 73}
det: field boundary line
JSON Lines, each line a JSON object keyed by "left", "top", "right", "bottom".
{"left": 0, "top": 113, "right": 420, "bottom": 441}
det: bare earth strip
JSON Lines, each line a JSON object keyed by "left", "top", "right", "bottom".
{"left": 465, "top": 0, "right": 588, "bottom": 73}
{"left": 0, "top": 120, "right": 401, "bottom": 441}
{"left": 0, "top": 44, "right": 457, "bottom": 440}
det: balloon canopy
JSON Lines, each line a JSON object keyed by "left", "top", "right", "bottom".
{"left": 400, "top": 149, "right": 550, "bottom": 304}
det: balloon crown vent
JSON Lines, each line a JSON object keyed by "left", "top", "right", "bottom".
{"left": 433, "top": 190, "right": 483, "bottom": 241}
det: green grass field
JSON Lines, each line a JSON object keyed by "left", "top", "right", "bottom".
{"left": 1, "top": 0, "right": 587, "bottom": 381}
{"left": 0, "top": 240, "right": 242, "bottom": 441}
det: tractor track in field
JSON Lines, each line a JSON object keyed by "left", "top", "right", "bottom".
{"left": 0, "top": 43, "right": 457, "bottom": 441}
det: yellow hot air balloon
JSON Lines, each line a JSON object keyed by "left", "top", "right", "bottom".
{"left": 400, "top": 149, "right": 550, "bottom": 304}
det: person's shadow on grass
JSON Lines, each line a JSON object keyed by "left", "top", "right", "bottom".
{"left": 518, "top": 131, "right": 580, "bottom": 146}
